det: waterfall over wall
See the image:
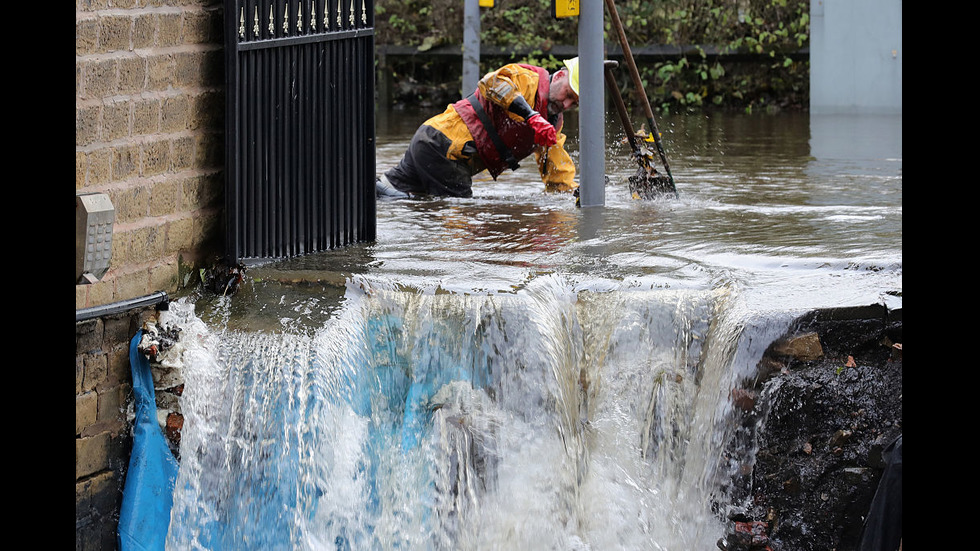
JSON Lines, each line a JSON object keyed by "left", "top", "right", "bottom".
{"left": 163, "top": 275, "right": 796, "bottom": 550}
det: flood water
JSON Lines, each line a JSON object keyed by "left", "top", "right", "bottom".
{"left": 163, "top": 109, "right": 901, "bottom": 550}
{"left": 370, "top": 110, "right": 902, "bottom": 307}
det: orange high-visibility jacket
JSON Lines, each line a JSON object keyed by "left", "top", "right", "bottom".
{"left": 422, "top": 63, "right": 577, "bottom": 192}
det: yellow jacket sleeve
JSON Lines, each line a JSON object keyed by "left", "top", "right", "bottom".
{"left": 536, "top": 129, "right": 577, "bottom": 192}
{"left": 477, "top": 64, "right": 540, "bottom": 115}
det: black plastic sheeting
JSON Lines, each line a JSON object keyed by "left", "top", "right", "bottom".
{"left": 859, "top": 435, "right": 903, "bottom": 551}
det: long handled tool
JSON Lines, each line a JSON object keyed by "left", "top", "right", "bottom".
{"left": 604, "top": 0, "right": 677, "bottom": 197}
{"left": 603, "top": 60, "right": 674, "bottom": 199}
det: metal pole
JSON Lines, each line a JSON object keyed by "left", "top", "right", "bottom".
{"left": 577, "top": 0, "right": 604, "bottom": 208}
{"left": 462, "top": 0, "right": 480, "bottom": 95}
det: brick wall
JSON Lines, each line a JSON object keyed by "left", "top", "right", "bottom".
{"left": 75, "top": 0, "right": 226, "bottom": 311}
{"left": 76, "top": 1, "right": 225, "bottom": 548}
{"left": 76, "top": 307, "right": 158, "bottom": 550}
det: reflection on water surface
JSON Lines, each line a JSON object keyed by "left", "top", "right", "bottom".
{"left": 231, "top": 110, "right": 900, "bottom": 330}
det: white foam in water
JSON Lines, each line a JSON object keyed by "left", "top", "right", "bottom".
{"left": 161, "top": 272, "right": 800, "bottom": 551}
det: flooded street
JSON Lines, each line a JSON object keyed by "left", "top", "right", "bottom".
{"left": 165, "top": 109, "right": 901, "bottom": 550}
{"left": 228, "top": 109, "right": 901, "bottom": 330}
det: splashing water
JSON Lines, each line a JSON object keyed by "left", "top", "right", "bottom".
{"left": 162, "top": 110, "right": 900, "bottom": 550}
{"left": 163, "top": 273, "right": 800, "bottom": 551}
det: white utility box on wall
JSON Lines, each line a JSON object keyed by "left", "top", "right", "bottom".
{"left": 76, "top": 193, "right": 115, "bottom": 284}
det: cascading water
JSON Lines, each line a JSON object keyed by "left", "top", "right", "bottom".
{"left": 162, "top": 273, "right": 800, "bottom": 551}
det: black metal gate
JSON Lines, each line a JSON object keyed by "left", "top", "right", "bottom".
{"left": 224, "top": 0, "right": 375, "bottom": 264}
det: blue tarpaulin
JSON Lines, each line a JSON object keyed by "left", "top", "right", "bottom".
{"left": 118, "top": 330, "right": 179, "bottom": 551}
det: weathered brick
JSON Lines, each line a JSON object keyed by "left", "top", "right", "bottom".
{"left": 88, "top": 470, "right": 124, "bottom": 519}
{"left": 166, "top": 412, "right": 184, "bottom": 447}
{"left": 166, "top": 215, "right": 195, "bottom": 252}
{"left": 85, "top": 147, "right": 113, "bottom": 187}
{"left": 77, "top": 471, "right": 123, "bottom": 539}
{"left": 104, "top": 313, "right": 139, "bottom": 349}
{"left": 142, "top": 138, "right": 172, "bottom": 177}
{"left": 174, "top": 50, "right": 205, "bottom": 87}
{"left": 108, "top": 230, "right": 132, "bottom": 266}
{"left": 76, "top": 285, "right": 88, "bottom": 310}
{"left": 75, "top": 517, "right": 99, "bottom": 551}
{"left": 150, "top": 178, "right": 180, "bottom": 217}
{"left": 83, "top": 353, "right": 108, "bottom": 392}
{"left": 99, "top": 14, "right": 133, "bottom": 53}
{"left": 180, "top": 174, "right": 206, "bottom": 209}
{"left": 76, "top": 475, "right": 93, "bottom": 511}
{"left": 109, "top": 184, "right": 149, "bottom": 224}
{"left": 109, "top": 342, "right": 132, "bottom": 380}
{"left": 77, "top": 391, "right": 98, "bottom": 434}
{"left": 76, "top": 17, "right": 98, "bottom": 56}
{"left": 171, "top": 135, "right": 196, "bottom": 172}
{"left": 199, "top": 171, "right": 224, "bottom": 208}
{"left": 107, "top": 429, "right": 134, "bottom": 472}
{"left": 85, "top": 57, "right": 118, "bottom": 99}
{"left": 183, "top": 9, "right": 213, "bottom": 44}
{"left": 79, "top": 0, "right": 113, "bottom": 10}
{"left": 102, "top": 99, "right": 131, "bottom": 142}
{"left": 137, "top": 307, "right": 158, "bottom": 329}
{"left": 118, "top": 55, "right": 147, "bottom": 94}
{"left": 194, "top": 210, "right": 222, "bottom": 248}
{"left": 132, "top": 13, "right": 156, "bottom": 49}
{"left": 141, "top": 225, "right": 167, "bottom": 262}
{"left": 157, "top": 12, "right": 182, "bottom": 48}
{"left": 150, "top": 258, "right": 180, "bottom": 290}
{"left": 123, "top": 228, "right": 147, "bottom": 264}
{"left": 133, "top": 96, "right": 161, "bottom": 135}
{"left": 77, "top": 151, "right": 87, "bottom": 189}
{"left": 76, "top": 432, "right": 110, "bottom": 479}
{"left": 161, "top": 94, "right": 190, "bottom": 133}
{"left": 113, "top": 269, "right": 151, "bottom": 302}
{"left": 189, "top": 90, "right": 223, "bottom": 131}
{"left": 77, "top": 355, "right": 85, "bottom": 394}
{"left": 76, "top": 104, "right": 102, "bottom": 147}
{"left": 195, "top": 132, "right": 223, "bottom": 169}
{"left": 97, "top": 384, "right": 128, "bottom": 425}
{"left": 147, "top": 53, "right": 174, "bottom": 92}
{"left": 84, "top": 279, "right": 116, "bottom": 309}
{"left": 112, "top": 143, "right": 141, "bottom": 181}
{"left": 76, "top": 318, "right": 103, "bottom": 355}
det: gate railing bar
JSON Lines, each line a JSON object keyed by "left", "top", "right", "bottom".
{"left": 224, "top": 0, "right": 375, "bottom": 264}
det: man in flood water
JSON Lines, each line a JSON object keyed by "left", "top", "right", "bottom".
{"left": 376, "top": 58, "right": 581, "bottom": 198}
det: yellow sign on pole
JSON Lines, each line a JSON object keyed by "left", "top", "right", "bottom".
{"left": 552, "top": 0, "right": 579, "bottom": 18}
{"left": 479, "top": 0, "right": 493, "bottom": 7}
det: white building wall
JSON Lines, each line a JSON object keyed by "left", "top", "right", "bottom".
{"left": 810, "top": 0, "right": 902, "bottom": 114}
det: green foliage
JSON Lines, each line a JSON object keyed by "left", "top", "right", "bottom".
{"left": 374, "top": 0, "right": 811, "bottom": 112}
{"left": 632, "top": 0, "right": 811, "bottom": 113}
{"left": 480, "top": 0, "right": 577, "bottom": 54}
{"left": 374, "top": 0, "right": 461, "bottom": 49}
